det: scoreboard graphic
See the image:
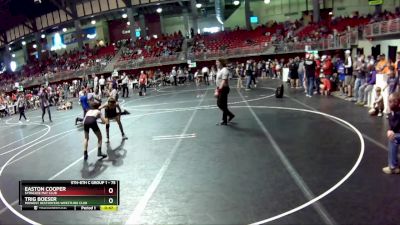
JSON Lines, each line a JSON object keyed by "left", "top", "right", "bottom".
{"left": 19, "top": 180, "right": 119, "bottom": 211}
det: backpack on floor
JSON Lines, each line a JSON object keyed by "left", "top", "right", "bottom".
{"left": 275, "top": 84, "right": 284, "bottom": 98}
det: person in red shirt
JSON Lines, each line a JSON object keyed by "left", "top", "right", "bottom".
{"left": 320, "top": 75, "right": 332, "bottom": 96}
{"left": 322, "top": 55, "right": 333, "bottom": 78}
{"left": 139, "top": 71, "right": 147, "bottom": 96}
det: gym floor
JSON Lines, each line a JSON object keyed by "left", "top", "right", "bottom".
{"left": 0, "top": 79, "right": 398, "bottom": 225}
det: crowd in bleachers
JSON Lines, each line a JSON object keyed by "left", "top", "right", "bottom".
{"left": 0, "top": 44, "right": 116, "bottom": 93}
{"left": 119, "top": 32, "right": 184, "bottom": 62}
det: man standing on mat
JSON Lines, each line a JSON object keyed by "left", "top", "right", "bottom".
{"left": 139, "top": 71, "right": 147, "bottom": 96}
{"left": 99, "top": 75, "right": 106, "bottom": 98}
{"left": 39, "top": 86, "right": 52, "bottom": 123}
{"left": 215, "top": 58, "right": 235, "bottom": 126}
{"left": 121, "top": 72, "right": 129, "bottom": 98}
{"left": 17, "top": 94, "right": 29, "bottom": 123}
{"left": 99, "top": 98, "right": 128, "bottom": 143}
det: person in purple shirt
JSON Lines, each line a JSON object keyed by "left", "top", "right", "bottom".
{"left": 356, "top": 64, "right": 376, "bottom": 107}
{"left": 75, "top": 89, "right": 90, "bottom": 125}
{"left": 385, "top": 66, "right": 398, "bottom": 95}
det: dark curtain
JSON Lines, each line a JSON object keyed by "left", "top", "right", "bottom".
{"left": 388, "top": 45, "right": 397, "bottom": 64}
{"left": 371, "top": 44, "right": 381, "bottom": 61}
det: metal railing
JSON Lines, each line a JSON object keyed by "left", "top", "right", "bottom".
{"left": 364, "top": 18, "right": 400, "bottom": 37}
{"left": 188, "top": 44, "right": 272, "bottom": 61}
{"left": 272, "top": 30, "right": 358, "bottom": 53}
{"left": 114, "top": 53, "right": 184, "bottom": 70}
{"left": 5, "top": 63, "right": 109, "bottom": 90}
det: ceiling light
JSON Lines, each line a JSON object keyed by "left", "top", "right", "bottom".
{"left": 329, "top": 11, "right": 333, "bottom": 15}
{"left": 233, "top": 0, "right": 240, "bottom": 5}
{"left": 41, "top": 34, "right": 45, "bottom": 38}
{"left": 122, "top": 13, "right": 128, "bottom": 18}
{"left": 196, "top": 3, "right": 202, "bottom": 8}
{"left": 22, "top": 41, "right": 26, "bottom": 46}
{"left": 8, "top": 47, "right": 11, "bottom": 51}
{"left": 10, "top": 61, "right": 17, "bottom": 72}
{"left": 264, "top": 0, "right": 270, "bottom": 4}
{"left": 91, "top": 20, "right": 96, "bottom": 25}
{"left": 156, "top": 8, "right": 162, "bottom": 13}
{"left": 12, "top": 54, "right": 15, "bottom": 58}
{"left": 127, "top": 21, "right": 131, "bottom": 25}
{"left": 62, "top": 28, "right": 67, "bottom": 32}
{"left": 33, "top": 44, "right": 37, "bottom": 49}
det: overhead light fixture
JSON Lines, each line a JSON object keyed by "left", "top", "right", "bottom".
{"left": 87, "top": 33, "right": 97, "bottom": 39}
{"left": 10, "top": 61, "right": 17, "bottom": 72}
{"left": 122, "top": 13, "right": 128, "bottom": 18}
{"left": 22, "top": 41, "right": 26, "bottom": 46}
{"left": 33, "top": 44, "right": 37, "bottom": 49}
{"left": 62, "top": 28, "right": 67, "bottom": 32}
{"left": 91, "top": 20, "right": 96, "bottom": 25}
{"left": 196, "top": 3, "right": 202, "bottom": 8}
{"left": 156, "top": 7, "right": 162, "bottom": 13}
{"left": 12, "top": 54, "right": 15, "bottom": 58}
{"left": 233, "top": 0, "right": 240, "bottom": 5}
{"left": 264, "top": 0, "right": 270, "bottom": 4}
{"left": 8, "top": 47, "right": 11, "bottom": 51}
{"left": 41, "top": 34, "right": 45, "bottom": 38}
{"left": 127, "top": 21, "right": 131, "bottom": 26}
{"left": 329, "top": 11, "right": 333, "bottom": 15}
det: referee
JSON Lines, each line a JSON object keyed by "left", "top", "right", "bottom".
{"left": 215, "top": 58, "right": 235, "bottom": 125}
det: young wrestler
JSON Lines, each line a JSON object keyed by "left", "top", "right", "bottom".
{"left": 99, "top": 98, "right": 127, "bottom": 143}
{"left": 83, "top": 101, "right": 107, "bottom": 160}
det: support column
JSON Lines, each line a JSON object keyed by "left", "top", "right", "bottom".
{"left": 244, "top": 0, "right": 251, "bottom": 30}
{"left": 182, "top": 9, "right": 189, "bottom": 38}
{"left": 190, "top": 0, "right": 198, "bottom": 36}
{"left": 74, "top": 20, "right": 83, "bottom": 51}
{"left": 159, "top": 13, "right": 165, "bottom": 35}
{"left": 22, "top": 43, "right": 29, "bottom": 64}
{"left": 4, "top": 44, "right": 12, "bottom": 71}
{"left": 127, "top": 7, "right": 136, "bottom": 45}
{"left": 139, "top": 14, "right": 147, "bottom": 38}
{"left": 34, "top": 32, "right": 42, "bottom": 59}
{"left": 312, "top": 0, "right": 320, "bottom": 23}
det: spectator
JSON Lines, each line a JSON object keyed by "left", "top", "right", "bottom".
{"left": 344, "top": 50, "right": 353, "bottom": 98}
{"left": 304, "top": 54, "right": 316, "bottom": 97}
{"left": 369, "top": 87, "right": 384, "bottom": 117}
{"left": 376, "top": 54, "right": 391, "bottom": 114}
{"left": 288, "top": 58, "right": 299, "bottom": 88}
{"left": 352, "top": 55, "right": 367, "bottom": 102}
{"left": 356, "top": 64, "right": 376, "bottom": 106}
{"left": 383, "top": 92, "right": 400, "bottom": 174}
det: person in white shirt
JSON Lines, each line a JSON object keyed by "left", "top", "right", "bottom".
{"left": 99, "top": 75, "right": 106, "bottom": 97}
{"left": 121, "top": 72, "right": 129, "bottom": 98}
{"left": 344, "top": 50, "right": 353, "bottom": 97}
{"left": 215, "top": 59, "right": 235, "bottom": 125}
{"left": 112, "top": 69, "right": 119, "bottom": 78}
{"left": 171, "top": 67, "right": 177, "bottom": 86}
{"left": 94, "top": 75, "right": 99, "bottom": 93}
{"left": 202, "top": 66, "right": 210, "bottom": 85}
